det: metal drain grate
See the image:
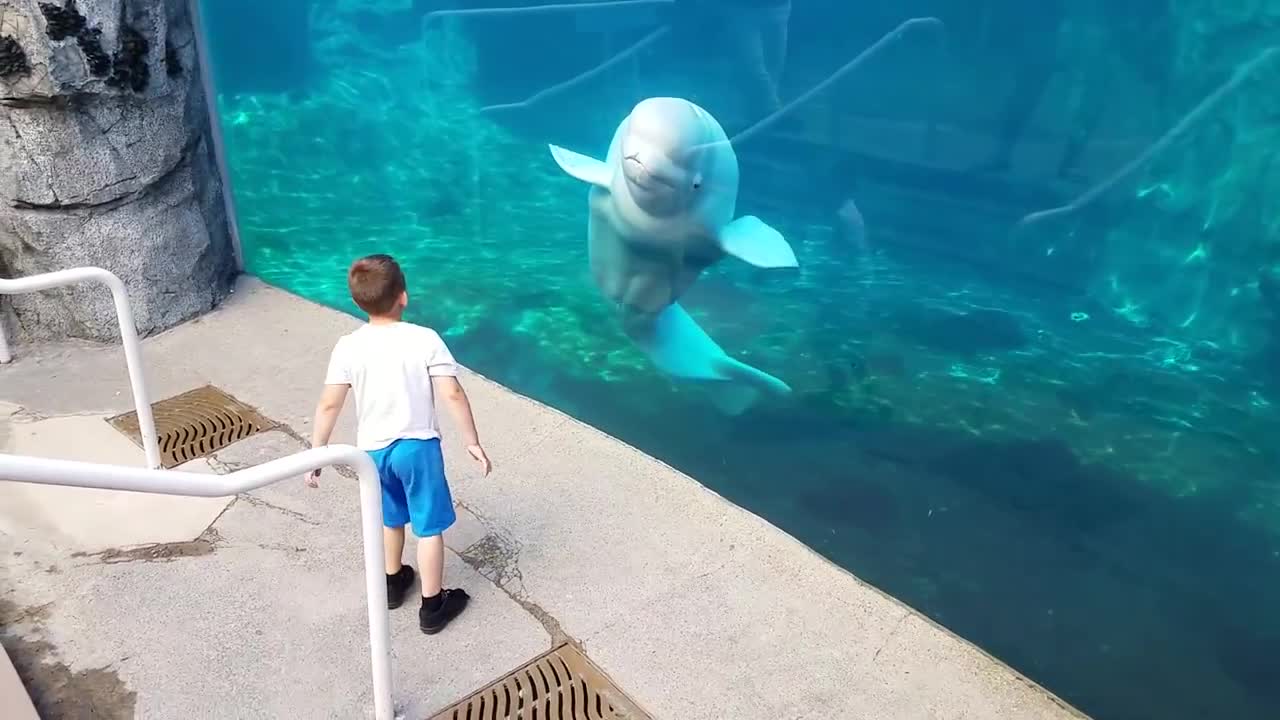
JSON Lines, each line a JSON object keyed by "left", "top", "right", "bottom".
{"left": 108, "top": 385, "right": 274, "bottom": 468}
{"left": 428, "top": 644, "right": 649, "bottom": 720}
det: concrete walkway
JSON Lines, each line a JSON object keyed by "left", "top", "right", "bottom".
{"left": 0, "top": 277, "right": 1085, "bottom": 719}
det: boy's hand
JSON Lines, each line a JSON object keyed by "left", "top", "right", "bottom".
{"left": 466, "top": 444, "right": 492, "bottom": 477}
{"left": 305, "top": 468, "right": 320, "bottom": 488}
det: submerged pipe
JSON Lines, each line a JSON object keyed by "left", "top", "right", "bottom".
{"left": 482, "top": 26, "right": 670, "bottom": 113}
{"left": 697, "top": 16, "right": 947, "bottom": 153}
{"left": 422, "top": 0, "right": 673, "bottom": 27}
{"left": 1017, "top": 45, "right": 1280, "bottom": 229}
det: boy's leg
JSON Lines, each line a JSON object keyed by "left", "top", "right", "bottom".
{"left": 393, "top": 438, "right": 468, "bottom": 634}
{"left": 371, "top": 442, "right": 417, "bottom": 609}
{"left": 384, "top": 526, "right": 407, "bottom": 575}
{"left": 417, "top": 534, "right": 445, "bottom": 598}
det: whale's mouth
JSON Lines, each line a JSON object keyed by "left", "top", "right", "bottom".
{"left": 623, "top": 155, "right": 651, "bottom": 185}
{"left": 623, "top": 154, "right": 672, "bottom": 191}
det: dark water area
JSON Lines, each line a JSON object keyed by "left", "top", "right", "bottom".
{"left": 200, "top": 0, "right": 315, "bottom": 94}
{"left": 196, "top": 1, "right": 1280, "bottom": 718}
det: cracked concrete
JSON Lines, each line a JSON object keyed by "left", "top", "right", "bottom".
{"left": 235, "top": 492, "right": 321, "bottom": 527}
{"left": 454, "top": 527, "right": 571, "bottom": 648}
{"left": 460, "top": 533, "right": 523, "bottom": 591}
{"left": 872, "top": 613, "right": 913, "bottom": 665}
{"left": 0, "top": 276, "right": 1086, "bottom": 719}
{"left": 70, "top": 530, "right": 220, "bottom": 566}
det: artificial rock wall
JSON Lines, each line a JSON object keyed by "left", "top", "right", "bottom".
{"left": 0, "top": 0, "right": 236, "bottom": 343}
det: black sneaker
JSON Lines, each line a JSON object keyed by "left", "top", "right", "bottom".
{"left": 419, "top": 588, "right": 469, "bottom": 635}
{"left": 387, "top": 566, "right": 416, "bottom": 609}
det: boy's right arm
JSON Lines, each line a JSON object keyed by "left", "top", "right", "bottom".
{"left": 431, "top": 375, "right": 492, "bottom": 476}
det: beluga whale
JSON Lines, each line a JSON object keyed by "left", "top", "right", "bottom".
{"left": 549, "top": 95, "right": 797, "bottom": 414}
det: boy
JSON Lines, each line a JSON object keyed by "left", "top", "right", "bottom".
{"left": 306, "top": 253, "right": 492, "bottom": 635}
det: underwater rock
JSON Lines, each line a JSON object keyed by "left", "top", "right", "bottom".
{"left": 887, "top": 304, "right": 1030, "bottom": 356}
{"left": 0, "top": 0, "right": 236, "bottom": 343}
{"left": 873, "top": 429, "right": 1151, "bottom": 539}
{"left": 1215, "top": 621, "right": 1280, "bottom": 705}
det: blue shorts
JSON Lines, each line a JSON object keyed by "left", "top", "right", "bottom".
{"left": 367, "top": 438, "right": 456, "bottom": 537}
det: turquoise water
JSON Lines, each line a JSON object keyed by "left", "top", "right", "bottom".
{"left": 196, "top": 2, "right": 1280, "bottom": 718}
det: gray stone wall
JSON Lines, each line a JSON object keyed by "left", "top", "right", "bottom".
{"left": 0, "top": 0, "right": 236, "bottom": 343}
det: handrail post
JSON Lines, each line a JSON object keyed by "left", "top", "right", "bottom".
{"left": 0, "top": 445, "right": 396, "bottom": 719}
{"left": 100, "top": 272, "right": 161, "bottom": 470}
{"left": 352, "top": 450, "right": 396, "bottom": 720}
{"left": 0, "top": 315, "right": 11, "bottom": 364}
{"left": 0, "top": 268, "right": 161, "bottom": 469}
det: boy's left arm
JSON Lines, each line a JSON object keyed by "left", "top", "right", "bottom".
{"left": 306, "top": 383, "right": 349, "bottom": 487}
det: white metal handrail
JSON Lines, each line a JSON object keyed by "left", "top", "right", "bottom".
{"left": 0, "top": 267, "right": 161, "bottom": 469}
{"left": 0, "top": 445, "right": 395, "bottom": 720}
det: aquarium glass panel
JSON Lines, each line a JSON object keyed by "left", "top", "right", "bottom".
{"left": 194, "top": 2, "right": 1280, "bottom": 718}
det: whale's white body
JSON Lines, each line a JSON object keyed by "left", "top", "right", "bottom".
{"left": 549, "top": 97, "right": 798, "bottom": 413}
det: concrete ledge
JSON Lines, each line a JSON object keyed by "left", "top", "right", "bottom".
{"left": 433, "top": 366, "right": 1084, "bottom": 720}
{"left": 0, "top": 276, "right": 1085, "bottom": 719}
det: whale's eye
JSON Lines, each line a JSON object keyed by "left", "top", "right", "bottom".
{"left": 692, "top": 174, "right": 703, "bottom": 190}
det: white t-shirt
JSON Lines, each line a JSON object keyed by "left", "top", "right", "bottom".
{"left": 323, "top": 322, "right": 459, "bottom": 451}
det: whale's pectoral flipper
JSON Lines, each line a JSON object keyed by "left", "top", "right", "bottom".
{"left": 549, "top": 144, "right": 614, "bottom": 189}
{"left": 718, "top": 215, "right": 798, "bottom": 268}
{"left": 626, "top": 303, "right": 791, "bottom": 414}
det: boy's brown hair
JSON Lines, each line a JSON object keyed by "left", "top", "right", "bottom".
{"left": 347, "top": 254, "right": 406, "bottom": 316}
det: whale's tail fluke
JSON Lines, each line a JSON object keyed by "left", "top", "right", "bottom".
{"left": 626, "top": 302, "right": 791, "bottom": 415}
